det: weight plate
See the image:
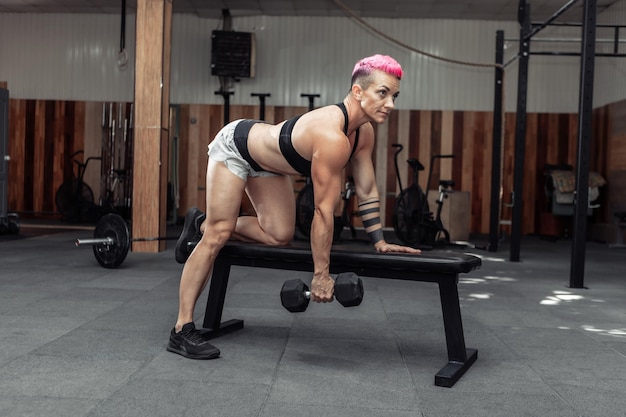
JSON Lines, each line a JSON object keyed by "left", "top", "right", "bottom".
{"left": 92, "top": 213, "right": 130, "bottom": 268}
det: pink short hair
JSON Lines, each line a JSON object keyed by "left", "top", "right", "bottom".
{"left": 351, "top": 54, "right": 403, "bottom": 86}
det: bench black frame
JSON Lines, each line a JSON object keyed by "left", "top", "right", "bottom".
{"left": 201, "top": 241, "right": 481, "bottom": 388}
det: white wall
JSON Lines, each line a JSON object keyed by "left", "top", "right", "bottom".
{"left": 1, "top": 10, "right": 624, "bottom": 112}
{"left": 594, "top": 0, "right": 626, "bottom": 108}
{"left": 0, "top": 13, "right": 135, "bottom": 102}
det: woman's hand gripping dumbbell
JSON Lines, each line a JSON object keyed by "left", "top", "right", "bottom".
{"left": 280, "top": 272, "right": 364, "bottom": 313}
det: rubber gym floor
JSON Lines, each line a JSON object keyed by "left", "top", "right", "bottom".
{"left": 1, "top": 220, "right": 626, "bottom": 417}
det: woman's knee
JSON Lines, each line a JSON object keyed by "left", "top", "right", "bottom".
{"left": 198, "top": 221, "right": 235, "bottom": 249}
{"left": 264, "top": 223, "right": 294, "bottom": 246}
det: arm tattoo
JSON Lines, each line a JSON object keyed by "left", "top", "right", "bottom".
{"left": 358, "top": 199, "right": 384, "bottom": 245}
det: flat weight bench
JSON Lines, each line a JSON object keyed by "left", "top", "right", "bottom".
{"left": 201, "top": 241, "right": 481, "bottom": 388}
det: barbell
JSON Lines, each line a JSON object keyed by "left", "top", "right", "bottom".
{"left": 75, "top": 213, "right": 178, "bottom": 268}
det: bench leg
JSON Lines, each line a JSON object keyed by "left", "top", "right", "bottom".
{"left": 435, "top": 278, "right": 477, "bottom": 387}
{"left": 201, "top": 258, "right": 244, "bottom": 338}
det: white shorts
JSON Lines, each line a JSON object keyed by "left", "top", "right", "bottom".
{"left": 208, "top": 119, "right": 279, "bottom": 181}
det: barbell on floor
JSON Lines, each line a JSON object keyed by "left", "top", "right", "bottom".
{"left": 75, "top": 213, "right": 177, "bottom": 268}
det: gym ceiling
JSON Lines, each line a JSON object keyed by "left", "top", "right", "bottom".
{"left": 0, "top": 0, "right": 620, "bottom": 22}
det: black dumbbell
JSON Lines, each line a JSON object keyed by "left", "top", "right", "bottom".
{"left": 280, "top": 272, "right": 364, "bottom": 313}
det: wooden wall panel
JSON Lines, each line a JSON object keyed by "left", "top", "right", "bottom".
{"left": 481, "top": 112, "right": 494, "bottom": 235}
{"left": 428, "top": 112, "right": 442, "bottom": 191}
{"left": 376, "top": 109, "right": 497, "bottom": 235}
{"left": 6, "top": 98, "right": 620, "bottom": 239}
{"left": 178, "top": 104, "right": 190, "bottom": 211}
{"left": 592, "top": 107, "right": 609, "bottom": 185}
{"left": 524, "top": 114, "right": 538, "bottom": 234}
{"left": 22, "top": 100, "right": 35, "bottom": 211}
{"left": 452, "top": 112, "right": 465, "bottom": 190}
{"left": 203, "top": 105, "right": 223, "bottom": 209}
{"left": 82, "top": 102, "right": 101, "bottom": 203}
{"left": 229, "top": 105, "right": 257, "bottom": 122}
{"left": 8, "top": 100, "right": 25, "bottom": 213}
{"left": 52, "top": 102, "right": 67, "bottom": 207}
{"left": 607, "top": 101, "right": 626, "bottom": 213}
{"left": 195, "top": 105, "right": 209, "bottom": 211}
{"left": 592, "top": 107, "right": 609, "bottom": 220}
{"left": 179, "top": 104, "right": 199, "bottom": 212}
{"left": 559, "top": 113, "right": 572, "bottom": 162}
{"left": 461, "top": 112, "right": 475, "bottom": 227}
{"left": 439, "top": 111, "right": 454, "bottom": 181}
{"left": 499, "top": 113, "right": 516, "bottom": 231}
{"left": 32, "top": 101, "right": 45, "bottom": 212}
{"left": 534, "top": 113, "right": 548, "bottom": 230}
{"left": 470, "top": 112, "right": 486, "bottom": 233}
{"left": 418, "top": 111, "right": 432, "bottom": 191}
{"left": 9, "top": 99, "right": 87, "bottom": 217}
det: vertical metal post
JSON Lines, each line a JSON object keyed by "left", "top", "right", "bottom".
{"left": 300, "top": 93, "right": 320, "bottom": 111}
{"left": 489, "top": 31, "right": 505, "bottom": 252}
{"left": 215, "top": 91, "right": 235, "bottom": 125}
{"left": 570, "top": 0, "right": 597, "bottom": 289}
{"left": 120, "top": 0, "right": 126, "bottom": 53}
{"left": 251, "top": 93, "right": 271, "bottom": 121}
{"left": 510, "top": 6, "right": 531, "bottom": 262}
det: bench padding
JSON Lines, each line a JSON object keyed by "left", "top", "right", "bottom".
{"left": 214, "top": 241, "right": 480, "bottom": 279}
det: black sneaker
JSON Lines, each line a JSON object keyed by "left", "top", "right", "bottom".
{"left": 175, "top": 208, "right": 206, "bottom": 264}
{"left": 166, "top": 322, "right": 220, "bottom": 359}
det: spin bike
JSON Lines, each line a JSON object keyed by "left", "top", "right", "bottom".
{"left": 391, "top": 143, "right": 455, "bottom": 248}
{"left": 295, "top": 176, "right": 356, "bottom": 243}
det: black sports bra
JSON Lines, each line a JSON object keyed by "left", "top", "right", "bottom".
{"left": 278, "top": 103, "right": 360, "bottom": 176}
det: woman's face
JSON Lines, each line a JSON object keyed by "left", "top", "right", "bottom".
{"left": 357, "top": 70, "right": 400, "bottom": 124}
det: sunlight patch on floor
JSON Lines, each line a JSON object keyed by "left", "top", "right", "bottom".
{"left": 540, "top": 290, "right": 584, "bottom": 305}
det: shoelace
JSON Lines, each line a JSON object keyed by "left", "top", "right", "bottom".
{"left": 181, "top": 328, "right": 208, "bottom": 345}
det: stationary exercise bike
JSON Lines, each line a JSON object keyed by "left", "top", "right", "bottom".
{"left": 55, "top": 150, "right": 102, "bottom": 222}
{"left": 294, "top": 176, "right": 314, "bottom": 239}
{"left": 295, "top": 176, "right": 357, "bottom": 243}
{"left": 391, "top": 143, "right": 455, "bottom": 248}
